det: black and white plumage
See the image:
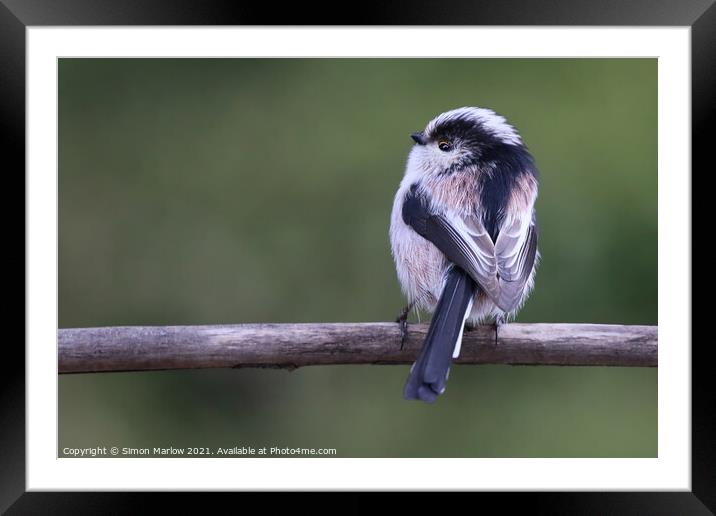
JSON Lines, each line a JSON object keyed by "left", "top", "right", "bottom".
{"left": 389, "top": 107, "right": 540, "bottom": 403}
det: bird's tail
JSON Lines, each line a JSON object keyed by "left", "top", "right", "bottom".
{"left": 404, "top": 266, "right": 476, "bottom": 403}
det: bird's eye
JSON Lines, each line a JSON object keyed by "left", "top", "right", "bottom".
{"left": 438, "top": 140, "right": 452, "bottom": 152}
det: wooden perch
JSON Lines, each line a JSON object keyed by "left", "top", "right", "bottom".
{"left": 58, "top": 322, "right": 657, "bottom": 374}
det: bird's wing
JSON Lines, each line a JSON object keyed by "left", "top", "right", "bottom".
{"left": 401, "top": 184, "right": 501, "bottom": 304}
{"left": 402, "top": 183, "right": 538, "bottom": 313}
{"left": 494, "top": 210, "right": 538, "bottom": 312}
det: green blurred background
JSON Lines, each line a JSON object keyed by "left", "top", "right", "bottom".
{"left": 59, "top": 58, "right": 657, "bottom": 457}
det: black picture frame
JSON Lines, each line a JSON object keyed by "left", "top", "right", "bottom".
{"left": 4, "top": 0, "right": 710, "bottom": 513}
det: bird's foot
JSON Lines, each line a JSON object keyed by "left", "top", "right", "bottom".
{"left": 395, "top": 302, "right": 415, "bottom": 350}
{"left": 493, "top": 314, "right": 506, "bottom": 347}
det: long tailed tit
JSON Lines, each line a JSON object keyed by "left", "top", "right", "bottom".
{"left": 389, "top": 107, "right": 540, "bottom": 403}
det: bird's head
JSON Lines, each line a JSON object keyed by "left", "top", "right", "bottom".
{"left": 407, "top": 107, "right": 523, "bottom": 177}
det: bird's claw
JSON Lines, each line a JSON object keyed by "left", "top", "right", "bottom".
{"left": 398, "top": 318, "right": 408, "bottom": 350}
{"left": 494, "top": 315, "right": 506, "bottom": 347}
{"left": 396, "top": 302, "right": 414, "bottom": 350}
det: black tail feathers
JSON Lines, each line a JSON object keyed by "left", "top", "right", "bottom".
{"left": 403, "top": 266, "right": 476, "bottom": 403}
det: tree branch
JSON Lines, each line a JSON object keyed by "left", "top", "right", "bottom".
{"left": 58, "top": 322, "right": 657, "bottom": 374}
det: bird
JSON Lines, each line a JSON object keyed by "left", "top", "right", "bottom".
{"left": 389, "top": 106, "right": 540, "bottom": 403}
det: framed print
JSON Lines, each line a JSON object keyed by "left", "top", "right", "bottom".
{"left": 5, "top": 0, "right": 711, "bottom": 513}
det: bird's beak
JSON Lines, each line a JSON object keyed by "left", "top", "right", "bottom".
{"left": 411, "top": 132, "right": 427, "bottom": 145}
